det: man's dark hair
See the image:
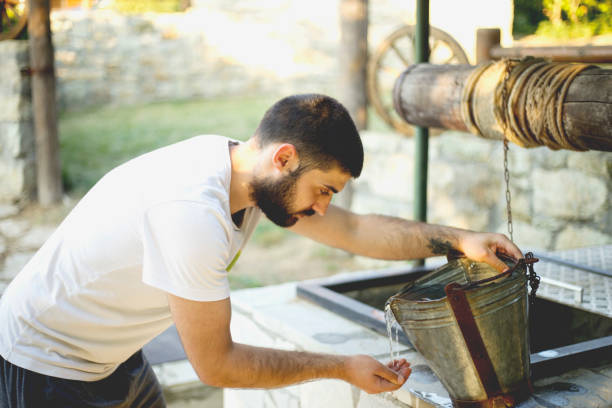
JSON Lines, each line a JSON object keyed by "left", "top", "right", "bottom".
{"left": 254, "top": 94, "right": 364, "bottom": 178}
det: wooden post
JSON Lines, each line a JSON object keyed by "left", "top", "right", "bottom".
{"left": 393, "top": 63, "right": 612, "bottom": 152}
{"left": 476, "top": 28, "right": 501, "bottom": 64}
{"left": 337, "top": 0, "right": 368, "bottom": 209}
{"left": 28, "top": 0, "right": 62, "bottom": 205}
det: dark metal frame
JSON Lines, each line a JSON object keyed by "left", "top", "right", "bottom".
{"left": 296, "top": 258, "right": 612, "bottom": 380}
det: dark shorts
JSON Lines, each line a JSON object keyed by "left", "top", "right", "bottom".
{"left": 0, "top": 350, "right": 166, "bottom": 408}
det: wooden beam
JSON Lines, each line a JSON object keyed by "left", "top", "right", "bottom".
{"left": 28, "top": 0, "right": 62, "bottom": 205}
{"left": 393, "top": 63, "right": 612, "bottom": 152}
{"left": 490, "top": 45, "right": 612, "bottom": 63}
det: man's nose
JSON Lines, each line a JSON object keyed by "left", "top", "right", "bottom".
{"left": 312, "top": 195, "right": 332, "bottom": 216}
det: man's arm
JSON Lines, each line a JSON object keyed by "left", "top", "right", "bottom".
{"left": 167, "top": 294, "right": 411, "bottom": 393}
{"left": 289, "top": 204, "right": 523, "bottom": 272}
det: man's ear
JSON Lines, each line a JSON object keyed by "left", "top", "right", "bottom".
{"left": 271, "top": 144, "right": 299, "bottom": 173}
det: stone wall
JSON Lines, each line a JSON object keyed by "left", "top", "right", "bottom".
{"left": 49, "top": 0, "right": 514, "bottom": 111}
{"left": 0, "top": 41, "right": 35, "bottom": 205}
{"left": 353, "top": 130, "right": 612, "bottom": 251}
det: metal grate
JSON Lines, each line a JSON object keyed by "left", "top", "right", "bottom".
{"left": 533, "top": 245, "right": 612, "bottom": 318}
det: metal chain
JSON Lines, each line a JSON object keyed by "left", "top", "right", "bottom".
{"left": 525, "top": 252, "right": 541, "bottom": 307}
{"left": 498, "top": 61, "right": 539, "bottom": 308}
{"left": 503, "top": 139, "right": 513, "bottom": 242}
{"left": 497, "top": 60, "right": 514, "bottom": 243}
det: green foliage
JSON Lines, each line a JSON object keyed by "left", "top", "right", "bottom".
{"left": 536, "top": 0, "right": 612, "bottom": 38}
{"left": 59, "top": 96, "right": 275, "bottom": 193}
{"left": 514, "top": 0, "right": 612, "bottom": 38}
{"left": 514, "top": 0, "right": 546, "bottom": 37}
{"left": 110, "top": 0, "right": 186, "bottom": 14}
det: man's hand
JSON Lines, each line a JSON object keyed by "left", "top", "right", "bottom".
{"left": 343, "top": 355, "right": 411, "bottom": 394}
{"left": 457, "top": 231, "right": 523, "bottom": 272}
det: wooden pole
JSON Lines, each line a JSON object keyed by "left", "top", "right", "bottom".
{"left": 476, "top": 28, "right": 501, "bottom": 64}
{"left": 338, "top": 0, "right": 368, "bottom": 209}
{"left": 28, "top": 0, "right": 62, "bottom": 205}
{"left": 393, "top": 63, "right": 612, "bottom": 152}
{"left": 490, "top": 45, "right": 612, "bottom": 63}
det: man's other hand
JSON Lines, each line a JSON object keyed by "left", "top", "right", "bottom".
{"left": 459, "top": 231, "right": 523, "bottom": 273}
{"left": 344, "top": 355, "right": 411, "bottom": 394}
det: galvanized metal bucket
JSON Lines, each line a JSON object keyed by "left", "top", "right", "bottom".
{"left": 388, "top": 255, "right": 537, "bottom": 408}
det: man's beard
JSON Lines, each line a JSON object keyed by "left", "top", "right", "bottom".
{"left": 249, "top": 170, "right": 314, "bottom": 227}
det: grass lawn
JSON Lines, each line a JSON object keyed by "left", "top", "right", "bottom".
{"left": 59, "top": 95, "right": 277, "bottom": 193}
{"left": 59, "top": 95, "right": 390, "bottom": 193}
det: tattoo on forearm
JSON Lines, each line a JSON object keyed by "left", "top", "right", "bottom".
{"left": 427, "top": 238, "right": 455, "bottom": 255}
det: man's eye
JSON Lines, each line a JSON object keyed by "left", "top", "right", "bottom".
{"left": 320, "top": 189, "right": 330, "bottom": 196}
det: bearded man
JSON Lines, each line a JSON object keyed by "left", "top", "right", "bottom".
{"left": 0, "top": 94, "right": 522, "bottom": 407}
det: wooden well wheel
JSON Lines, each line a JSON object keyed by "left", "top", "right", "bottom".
{"left": 367, "top": 25, "right": 469, "bottom": 136}
{"left": 0, "top": 0, "right": 27, "bottom": 41}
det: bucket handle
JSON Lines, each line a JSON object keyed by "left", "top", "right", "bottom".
{"left": 452, "top": 253, "right": 539, "bottom": 302}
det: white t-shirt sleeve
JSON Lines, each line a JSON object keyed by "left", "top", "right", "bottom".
{"left": 142, "top": 200, "right": 232, "bottom": 301}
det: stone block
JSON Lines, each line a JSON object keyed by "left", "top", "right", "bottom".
{"left": 0, "top": 69, "right": 28, "bottom": 98}
{"left": 554, "top": 226, "right": 611, "bottom": 250}
{"left": 434, "top": 131, "right": 495, "bottom": 164}
{"left": 0, "top": 219, "right": 29, "bottom": 238}
{"left": 0, "top": 251, "right": 35, "bottom": 280}
{"left": 496, "top": 221, "right": 553, "bottom": 251}
{"left": 0, "top": 158, "right": 36, "bottom": 203}
{"left": 510, "top": 174, "right": 532, "bottom": 191}
{"left": 356, "top": 392, "right": 401, "bottom": 408}
{"left": 230, "top": 306, "right": 289, "bottom": 350}
{"left": 428, "top": 195, "right": 490, "bottom": 231}
{"left": 0, "top": 204, "right": 19, "bottom": 219}
{"left": 350, "top": 191, "right": 412, "bottom": 220}
{"left": 0, "top": 94, "right": 32, "bottom": 122}
{"left": 507, "top": 147, "right": 532, "bottom": 176}
{"left": 567, "top": 151, "right": 612, "bottom": 177}
{"left": 532, "top": 147, "right": 568, "bottom": 169}
{"left": 0, "top": 121, "right": 34, "bottom": 159}
{"left": 0, "top": 280, "right": 8, "bottom": 297}
{"left": 16, "top": 225, "right": 56, "bottom": 251}
{"left": 533, "top": 169, "right": 607, "bottom": 220}
{"left": 266, "top": 387, "right": 301, "bottom": 408}
{"left": 429, "top": 162, "right": 501, "bottom": 208}
{"left": 507, "top": 187, "right": 531, "bottom": 222}
{"left": 363, "top": 153, "right": 414, "bottom": 201}
{"left": 223, "top": 388, "right": 266, "bottom": 408}
{"left": 152, "top": 359, "right": 198, "bottom": 388}
{"left": 531, "top": 215, "right": 566, "bottom": 232}
{"left": 360, "top": 131, "right": 413, "bottom": 156}
{"left": 0, "top": 41, "right": 29, "bottom": 81}
{"left": 300, "top": 379, "right": 357, "bottom": 408}
{"left": 0, "top": 235, "right": 6, "bottom": 258}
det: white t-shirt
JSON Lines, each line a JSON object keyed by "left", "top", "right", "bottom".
{"left": 0, "top": 135, "right": 261, "bottom": 381}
